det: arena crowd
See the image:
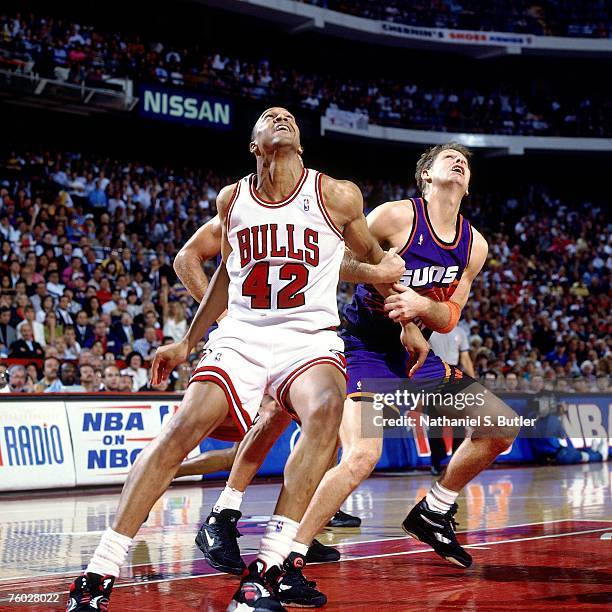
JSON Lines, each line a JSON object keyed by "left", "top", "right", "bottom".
{"left": 301, "top": 0, "right": 612, "bottom": 38}
{"left": 0, "top": 11, "right": 610, "bottom": 137}
{"left": 0, "top": 150, "right": 609, "bottom": 394}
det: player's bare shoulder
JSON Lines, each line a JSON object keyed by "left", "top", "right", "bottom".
{"left": 319, "top": 174, "right": 363, "bottom": 228}
{"left": 215, "top": 182, "right": 239, "bottom": 222}
{"left": 367, "top": 199, "right": 415, "bottom": 249}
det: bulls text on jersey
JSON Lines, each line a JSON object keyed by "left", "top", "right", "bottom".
{"left": 237, "top": 224, "right": 319, "bottom": 267}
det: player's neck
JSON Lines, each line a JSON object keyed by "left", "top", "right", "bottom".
{"left": 425, "top": 187, "right": 462, "bottom": 238}
{"left": 256, "top": 152, "right": 303, "bottom": 201}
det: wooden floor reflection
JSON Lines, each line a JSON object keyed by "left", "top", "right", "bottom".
{"left": 0, "top": 463, "right": 610, "bottom": 610}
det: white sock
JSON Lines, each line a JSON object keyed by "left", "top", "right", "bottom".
{"left": 258, "top": 515, "right": 299, "bottom": 569}
{"left": 213, "top": 484, "right": 244, "bottom": 513}
{"left": 291, "top": 541, "right": 309, "bottom": 557}
{"left": 85, "top": 528, "right": 132, "bottom": 577}
{"left": 425, "top": 481, "right": 459, "bottom": 514}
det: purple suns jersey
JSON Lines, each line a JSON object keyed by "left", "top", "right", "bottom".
{"left": 343, "top": 197, "right": 473, "bottom": 350}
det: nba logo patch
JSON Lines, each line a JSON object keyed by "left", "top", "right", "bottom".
{"left": 418, "top": 234, "right": 424, "bottom": 246}
{"left": 302, "top": 196, "right": 310, "bottom": 211}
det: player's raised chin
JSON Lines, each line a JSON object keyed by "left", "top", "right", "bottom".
{"left": 250, "top": 107, "right": 302, "bottom": 156}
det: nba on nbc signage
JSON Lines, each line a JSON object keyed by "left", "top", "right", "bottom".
{"left": 139, "top": 84, "right": 233, "bottom": 129}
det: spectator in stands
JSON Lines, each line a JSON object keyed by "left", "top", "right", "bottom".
{"left": 0, "top": 306, "right": 17, "bottom": 354}
{"left": 530, "top": 401, "right": 609, "bottom": 464}
{"left": 0, "top": 363, "right": 8, "bottom": 391}
{"left": 16, "top": 305, "right": 46, "bottom": 346}
{"left": 56, "top": 294, "right": 75, "bottom": 326}
{"left": 133, "top": 326, "right": 160, "bottom": 361}
{"left": 120, "top": 351, "right": 148, "bottom": 391}
{"left": 6, "top": 364, "right": 34, "bottom": 392}
{"left": 101, "top": 364, "right": 121, "bottom": 391}
{"left": 79, "top": 364, "right": 97, "bottom": 392}
{"left": 162, "top": 300, "right": 187, "bottom": 343}
{"left": 46, "top": 270, "right": 65, "bottom": 299}
{"left": 119, "top": 374, "right": 134, "bottom": 391}
{"left": 111, "top": 312, "right": 138, "bottom": 347}
{"left": 504, "top": 371, "right": 520, "bottom": 391}
{"left": 45, "top": 362, "right": 84, "bottom": 392}
{"left": 9, "top": 323, "right": 44, "bottom": 359}
{"left": 74, "top": 310, "right": 95, "bottom": 347}
{"left": 35, "top": 356, "right": 61, "bottom": 391}
{"left": 43, "top": 311, "right": 63, "bottom": 347}
{"left": 62, "top": 325, "right": 82, "bottom": 360}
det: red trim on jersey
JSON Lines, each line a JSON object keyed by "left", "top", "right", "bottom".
{"left": 225, "top": 181, "right": 242, "bottom": 234}
{"left": 398, "top": 198, "right": 419, "bottom": 256}
{"left": 249, "top": 168, "right": 308, "bottom": 208}
{"left": 420, "top": 198, "right": 464, "bottom": 250}
{"left": 189, "top": 365, "right": 252, "bottom": 436}
{"left": 315, "top": 172, "right": 344, "bottom": 240}
{"left": 466, "top": 223, "right": 474, "bottom": 266}
{"left": 276, "top": 355, "right": 348, "bottom": 414}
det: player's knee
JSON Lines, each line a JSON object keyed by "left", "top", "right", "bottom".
{"left": 487, "top": 409, "right": 520, "bottom": 453}
{"left": 301, "top": 390, "right": 343, "bottom": 437}
{"left": 345, "top": 444, "right": 381, "bottom": 485}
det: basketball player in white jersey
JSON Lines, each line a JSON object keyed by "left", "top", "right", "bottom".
{"left": 171, "top": 214, "right": 404, "bottom": 575}
{"left": 65, "top": 107, "right": 401, "bottom": 612}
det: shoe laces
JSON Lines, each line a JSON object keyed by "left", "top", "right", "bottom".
{"left": 212, "top": 516, "right": 242, "bottom": 540}
{"left": 285, "top": 565, "right": 317, "bottom": 589}
{"left": 443, "top": 503, "right": 460, "bottom": 532}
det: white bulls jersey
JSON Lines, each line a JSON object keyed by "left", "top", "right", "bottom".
{"left": 224, "top": 168, "right": 345, "bottom": 332}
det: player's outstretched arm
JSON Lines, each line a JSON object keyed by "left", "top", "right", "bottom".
{"left": 340, "top": 247, "right": 405, "bottom": 284}
{"left": 173, "top": 215, "right": 222, "bottom": 302}
{"left": 151, "top": 185, "right": 236, "bottom": 383}
{"left": 384, "top": 229, "right": 488, "bottom": 332}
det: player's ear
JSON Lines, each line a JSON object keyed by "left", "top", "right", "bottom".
{"left": 421, "top": 168, "right": 432, "bottom": 186}
{"left": 298, "top": 145, "right": 304, "bottom": 157}
{"left": 249, "top": 140, "right": 260, "bottom": 156}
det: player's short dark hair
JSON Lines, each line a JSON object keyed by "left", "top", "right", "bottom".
{"left": 415, "top": 142, "right": 472, "bottom": 196}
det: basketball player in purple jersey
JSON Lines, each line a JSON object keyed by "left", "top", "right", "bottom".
{"left": 316, "top": 143, "right": 521, "bottom": 569}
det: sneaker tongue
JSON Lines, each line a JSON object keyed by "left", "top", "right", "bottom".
{"left": 218, "top": 508, "right": 242, "bottom": 522}
{"left": 284, "top": 552, "right": 306, "bottom": 571}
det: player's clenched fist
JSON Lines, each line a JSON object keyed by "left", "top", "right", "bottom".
{"left": 375, "top": 247, "right": 406, "bottom": 284}
{"left": 150, "top": 339, "right": 190, "bottom": 384}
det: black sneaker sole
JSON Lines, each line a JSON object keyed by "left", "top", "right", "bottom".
{"left": 227, "top": 601, "right": 285, "bottom": 611}
{"left": 195, "top": 532, "right": 246, "bottom": 575}
{"left": 305, "top": 548, "right": 340, "bottom": 563}
{"left": 280, "top": 594, "right": 327, "bottom": 608}
{"left": 401, "top": 522, "right": 471, "bottom": 568}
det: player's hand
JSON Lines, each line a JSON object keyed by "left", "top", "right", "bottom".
{"left": 375, "top": 248, "right": 405, "bottom": 284}
{"left": 384, "top": 283, "right": 427, "bottom": 322}
{"left": 150, "top": 339, "right": 190, "bottom": 385}
{"left": 400, "top": 323, "right": 429, "bottom": 377}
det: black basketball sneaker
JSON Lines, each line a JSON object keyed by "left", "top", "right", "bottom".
{"left": 66, "top": 573, "right": 114, "bottom": 611}
{"left": 227, "top": 559, "right": 286, "bottom": 611}
{"left": 401, "top": 497, "right": 472, "bottom": 568}
{"left": 196, "top": 509, "right": 246, "bottom": 575}
{"left": 305, "top": 539, "right": 340, "bottom": 563}
{"left": 327, "top": 509, "right": 361, "bottom": 528}
{"left": 276, "top": 553, "right": 327, "bottom": 608}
